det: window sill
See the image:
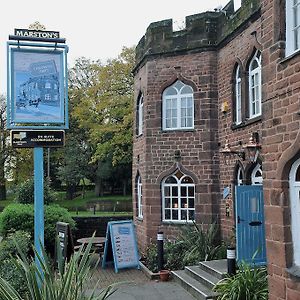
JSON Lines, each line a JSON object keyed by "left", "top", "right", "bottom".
{"left": 286, "top": 265, "right": 300, "bottom": 279}
{"left": 136, "top": 217, "right": 143, "bottom": 222}
{"left": 231, "top": 116, "right": 261, "bottom": 130}
{"left": 161, "top": 128, "right": 195, "bottom": 133}
{"left": 162, "top": 220, "right": 194, "bottom": 225}
{"left": 136, "top": 133, "right": 143, "bottom": 138}
{"left": 280, "top": 49, "right": 300, "bottom": 65}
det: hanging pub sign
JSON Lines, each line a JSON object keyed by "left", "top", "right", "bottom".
{"left": 6, "top": 29, "right": 68, "bottom": 130}
{"left": 14, "top": 29, "right": 60, "bottom": 39}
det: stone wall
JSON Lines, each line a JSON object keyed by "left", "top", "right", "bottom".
{"left": 217, "top": 16, "right": 262, "bottom": 240}
{"left": 133, "top": 50, "right": 220, "bottom": 250}
{"left": 72, "top": 216, "right": 131, "bottom": 244}
{"left": 260, "top": 0, "right": 300, "bottom": 298}
{"left": 134, "top": 0, "right": 260, "bottom": 72}
{"left": 133, "top": 0, "right": 300, "bottom": 297}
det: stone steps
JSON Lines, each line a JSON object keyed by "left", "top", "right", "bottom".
{"left": 171, "top": 259, "right": 227, "bottom": 300}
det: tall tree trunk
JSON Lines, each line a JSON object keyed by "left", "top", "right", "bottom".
{"left": 122, "top": 179, "right": 127, "bottom": 196}
{"left": 94, "top": 178, "right": 104, "bottom": 197}
{"left": 66, "top": 184, "right": 76, "bottom": 200}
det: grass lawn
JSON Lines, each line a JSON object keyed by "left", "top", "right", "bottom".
{"left": 70, "top": 211, "right": 133, "bottom": 217}
{"left": 0, "top": 190, "right": 132, "bottom": 218}
{"left": 55, "top": 190, "right": 132, "bottom": 209}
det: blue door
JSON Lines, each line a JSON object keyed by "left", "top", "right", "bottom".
{"left": 235, "top": 185, "right": 266, "bottom": 265}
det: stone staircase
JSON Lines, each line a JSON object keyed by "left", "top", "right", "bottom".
{"left": 172, "top": 259, "right": 228, "bottom": 300}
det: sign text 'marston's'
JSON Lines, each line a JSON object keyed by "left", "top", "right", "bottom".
{"left": 14, "top": 29, "right": 60, "bottom": 39}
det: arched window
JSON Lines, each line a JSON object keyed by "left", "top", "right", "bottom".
{"left": 162, "top": 80, "right": 194, "bottom": 130}
{"left": 289, "top": 158, "right": 300, "bottom": 266}
{"left": 248, "top": 50, "right": 262, "bottom": 119}
{"left": 137, "top": 175, "right": 143, "bottom": 218}
{"left": 251, "top": 164, "right": 263, "bottom": 185}
{"left": 237, "top": 167, "right": 244, "bottom": 186}
{"left": 235, "top": 65, "right": 242, "bottom": 125}
{"left": 162, "top": 170, "right": 195, "bottom": 222}
{"left": 137, "top": 94, "right": 144, "bottom": 136}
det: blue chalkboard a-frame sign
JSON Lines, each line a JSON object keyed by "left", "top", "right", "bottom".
{"left": 102, "top": 220, "right": 140, "bottom": 273}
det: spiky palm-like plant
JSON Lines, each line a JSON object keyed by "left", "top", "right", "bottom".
{"left": 213, "top": 261, "right": 268, "bottom": 300}
{"left": 0, "top": 236, "right": 116, "bottom": 300}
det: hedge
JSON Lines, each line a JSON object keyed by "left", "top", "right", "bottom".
{"left": 0, "top": 203, "right": 76, "bottom": 254}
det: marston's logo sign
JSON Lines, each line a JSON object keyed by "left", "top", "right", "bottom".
{"left": 14, "top": 28, "right": 60, "bottom": 39}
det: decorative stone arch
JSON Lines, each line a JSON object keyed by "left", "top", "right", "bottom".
{"left": 245, "top": 45, "right": 263, "bottom": 70}
{"left": 277, "top": 131, "right": 300, "bottom": 184}
{"left": 273, "top": 133, "right": 300, "bottom": 269}
{"left": 157, "top": 74, "right": 197, "bottom": 96}
{"left": 233, "top": 161, "right": 245, "bottom": 185}
{"left": 231, "top": 58, "right": 244, "bottom": 79}
{"left": 289, "top": 157, "right": 300, "bottom": 267}
{"left": 156, "top": 162, "right": 199, "bottom": 186}
{"left": 244, "top": 158, "right": 263, "bottom": 185}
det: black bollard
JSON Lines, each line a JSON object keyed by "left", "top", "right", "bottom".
{"left": 157, "top": 231, "right": 164, "bottom": 271}
{"left": 227, "top": 246, "right": 236, "bottom": 276}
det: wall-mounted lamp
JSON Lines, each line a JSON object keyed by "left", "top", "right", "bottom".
{"left": 244, "top": 134, "right": 261, "bottom": 162}
{"left": 220, "top": 133, "right": 261, "bottom": 163}
{"left": 220, "top": 143, "right": 245, "bottom": 161}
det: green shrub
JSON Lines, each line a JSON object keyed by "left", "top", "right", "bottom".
{"left": 213, "top": 261, "right": 268, "bottom": 300}
{"left": 179, "top": 222, "right": 227, "bottom": 266}
{"left": 0, "top": 230, "right": 31, "bottom": 260}
{"left": 0, "top": 231, "right": 31, "bottom": 297}
{"left": 14, "top": 178, "right": 57, "bottom": 205}
{"left": 0, "top": 236, "right": 117, "bottom": 299}
{"left": 144, "top": 222, "right": 226, "bottom": 272}
{"left": 0, "top": 204, "right": 75, "bottom": 254}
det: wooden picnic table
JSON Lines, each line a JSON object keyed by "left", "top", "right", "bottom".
{"left": 77, "top": 236, "right": 106, "bottom": 246}
{"left": 75, "top": 236, "right": 106, "bottom": 255}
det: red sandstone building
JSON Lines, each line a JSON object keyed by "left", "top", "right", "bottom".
{"left": 133, "top": 0, "right": 300, "bottom": 298}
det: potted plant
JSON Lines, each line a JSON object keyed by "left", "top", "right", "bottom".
{"left": 159, "top": 269, "right": 170, "bottom": 281}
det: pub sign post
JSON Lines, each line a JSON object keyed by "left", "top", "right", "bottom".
{"left": 6, "top": 27, "right": 69, "bottom": 277}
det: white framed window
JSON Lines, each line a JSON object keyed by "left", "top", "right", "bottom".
{"left": 235, "top": 65, "right": 242, "bottom": 124}
{"left": 251, "top": 164, "right": 263, "bottom": 185}
{"left": 162, "top": 170, "right": 195, "bottom": 222}
{"left": 162, "top": 80, "right": 194, "bottom": 130}
{"left": 137, "top": 94, "right": 144, "bottom": 136}
{"left": 286, "top": 0, "right": 300, "bottom": 56}
{"left": 289, "top": 158, "right": 300, "bottom": 267}
{"left": 248, "top": 51, "right": 262, "bottom": 119}
{"left": 137, "top": 176, "right": 143, "bottom": 219}
{"left": 45, "top": 82, "right": 51, "bottom": 89}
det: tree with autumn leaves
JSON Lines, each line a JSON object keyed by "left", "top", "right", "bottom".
{"left": 62, "top": 46, "right": 135, "bottom": 197}
{"left": 0, "top": 47, "right": 135, "bottom": 199}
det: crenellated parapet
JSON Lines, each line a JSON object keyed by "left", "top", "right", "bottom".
{"left": 135, "top": 0, "right": 260, "bottom": 70}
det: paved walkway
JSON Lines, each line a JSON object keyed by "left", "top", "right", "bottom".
{"left": 86, "top": 264, "right": 196, "bottom": 300}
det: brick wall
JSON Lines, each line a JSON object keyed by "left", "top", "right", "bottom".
{"left": 133, "top": 0, "right": 300, "bottom": 297}
{"left": 133, "top": 51, "right": 220, "bottom": 251}
{"left": 260, "top": 0, "right": 300, "bottom": 298}
{"left": 217, "top": 18, "right": 262, "bottom": 240}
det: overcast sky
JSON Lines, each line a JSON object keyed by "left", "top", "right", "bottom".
{"left": 0, "top": 0, "right": 229, "bottom": 94}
